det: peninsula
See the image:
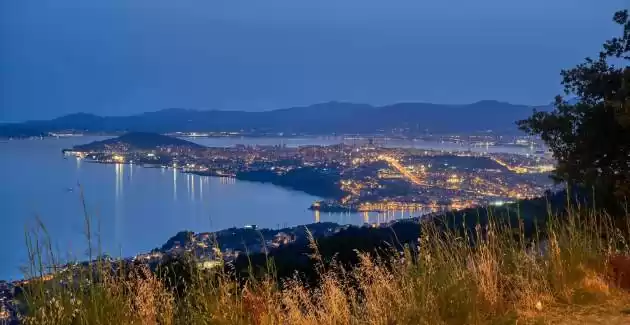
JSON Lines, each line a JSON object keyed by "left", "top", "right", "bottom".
{"left": 64, "top": 132, "right": 557, "bottom": 214}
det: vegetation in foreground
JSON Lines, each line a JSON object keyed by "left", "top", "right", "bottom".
{"left": 15, "top": 204, "right": 630, "bottom": 325}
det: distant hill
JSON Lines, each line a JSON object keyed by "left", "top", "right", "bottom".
{"left": 0, "top": 100, "right": 550, "bottom": 137}
{"left": 72, "top": 132, "right": 204, "bottom": 151}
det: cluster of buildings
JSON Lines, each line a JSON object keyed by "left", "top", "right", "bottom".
{"left": 0, "top": 281, "right": 17, "bottom": 324}
{"left": 299, "top": 145, "right": 556, "bottom": 213}
{"left": 149, "top": 222, "right": 344, "bottom": 264}
{"left": 67, "top": 136, "right": 557, "bottom": 216}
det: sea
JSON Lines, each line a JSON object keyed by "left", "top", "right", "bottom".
{"left": 0, "top": 136, "right": 537, "bottom": 280}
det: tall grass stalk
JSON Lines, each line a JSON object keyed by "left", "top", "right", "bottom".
{"left": 17, "top": 205, "right": 630, "bottom": 325}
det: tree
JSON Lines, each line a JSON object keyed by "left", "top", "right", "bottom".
{"left": 518, "top": 9, "right": 630, "bottom": 207}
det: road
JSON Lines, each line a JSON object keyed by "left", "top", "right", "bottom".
{"left": 378, "top": 155, "right": 426, "bottom": 185}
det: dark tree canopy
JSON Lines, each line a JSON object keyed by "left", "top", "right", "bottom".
{"left": 518, "top": 9, "right": 630, "bottom": 204}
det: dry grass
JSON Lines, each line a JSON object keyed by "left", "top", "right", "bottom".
{"left": 17, "top": 207, "right": 630, "bottom": 325}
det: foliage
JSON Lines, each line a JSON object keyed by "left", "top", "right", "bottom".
{"left": 17, "top": 202, "right": 630, "bottom": 325}
{"left": 160, "top": 231, "right": 195, "bottom": 252}
{"left": 236, "top": 167, "right": 346, "bottom": 199}
{"left": 155, "top": 253, "right": 199, "bottom": 298}
{"left": 518, "top": 10, "right": 630, "bottom": 204}
{"left": 236, "top": 191, "right": 568, "bottom": 282}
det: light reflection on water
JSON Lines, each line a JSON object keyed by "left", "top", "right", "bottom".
{"left": 173, "top": 167, "right": 177, "bottom": 200}
{"left": 2, "top": 135, "right": 528, "bottom": 280}
{"left": 115, "top": 163, "right": 124, "bottom": 246}
{"left": 106, "top": 162, "right": 427, "bottom": 232}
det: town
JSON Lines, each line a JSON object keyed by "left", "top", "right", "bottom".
{"left": 63, "top": 132, "right": 557, "bottom": 216}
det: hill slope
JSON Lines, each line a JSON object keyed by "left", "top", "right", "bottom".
{"left": 71, "top": 132, "right": 205, "bottom": 151}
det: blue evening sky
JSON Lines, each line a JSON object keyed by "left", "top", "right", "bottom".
{"left": 0, "top": 0, "right": 627, "bottom": 121}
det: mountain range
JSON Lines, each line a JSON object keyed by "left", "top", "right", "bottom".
{"left": 0, "top": 100, "right": 550, "bottom": 137}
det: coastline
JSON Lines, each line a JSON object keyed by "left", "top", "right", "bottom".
{"left": 189, "top": 169, "right": 351, "bottom": 210}
{"left": 75, "top": 156, "right": 353, "bottom": 212}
